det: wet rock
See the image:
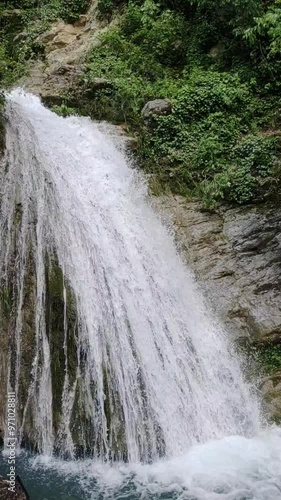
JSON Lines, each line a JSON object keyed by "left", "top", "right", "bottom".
{"left": 154, "top": 197, "right": 281, "bottom": 420}
{"left": 262, "top": 374, "right": 281, "bottom": 423}
{"left": 261, "top": 379, "right": 274, "bottom": 394}
{"left": 156, "top": 198, "right": 281, "bottom": 343}
{"left": 141, "top": 99, "right": 172, "bottom": 122}
{"left": 0, "top": 475, "right": 29, "bottom": 499}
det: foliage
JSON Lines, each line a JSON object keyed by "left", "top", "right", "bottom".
{"left": 91, "top": 0, "right": 281, "bottom": 208}
{"left": 0, "top": 0, "right": 90, "bottom": 87}
{"left": 244, "top": 3, "right": 281, "bottom": 56}
{"left": 97, "top": 0, "right": 123, "bottom": 19}
{"left": 51, "top": 104, "right": 77, "bottom": 117}
{"left": 257, "top": 343, "right": 281, "bottom": 375}
{"left": 1, "top": 0, "right": 281, "bottom": 208}
{"left": 85, "top": 18, "right": 280, "bottom": 206}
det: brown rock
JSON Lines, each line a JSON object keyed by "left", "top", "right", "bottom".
{"left": 0, "top": 476, "right": 29, "bottom": 499}
{"left": 74, "top": 15, "right": 88, "bottom": 28}
{"left": 37, "top": 21, "right": 81, "bottom": 54}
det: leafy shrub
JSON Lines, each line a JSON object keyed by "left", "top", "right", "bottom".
{"left": 137, "top": 69, "right": 280, "bottom": 207}
{"left": 51, "top": 104, "right": 77, "bottom": 117}
{"left": 257, "top": 343, "right": 281, "bottom": 375}
{"left": 226, "top": 136, "right": 278, "bottom": 203}
{"left": 58, "top": 0, "right": 90, "bottom": 22}
{"left": 174, "top": 71, "right": 251, "bottom": 121}
{"left": 2, "top": 0, "right": 280, "bottom": 209}
{"left": 97, "top": 0, "right": 115, "bottom": 18}
{"left": 120, "top": 1, "right": 187, "bottom": 67}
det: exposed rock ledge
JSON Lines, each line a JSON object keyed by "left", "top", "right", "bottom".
{"left": 155, "top": 196, "right": 281, "bottom": 421}
{"left": 23, "top": 5, "right": 116, "bottom": 105}
{"left": 156, "top": 196, "right": 281, "bottom": 344}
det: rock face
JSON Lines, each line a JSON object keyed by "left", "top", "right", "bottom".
{"left": 156, "top": 197, "right": 281, "bottom": 342}
{"left": 38, "top": 63, "right": 84, "bottom": 107}
{"left": 0, "top": 476, "right": 29, "bottom": 499}
{"left": 24, "top": 5, "right": 116, "bottom": 105}
{"left": 141, "top": 99, "right": 172, "bottom": 122}
{"left": 155, "top": 196, "right": 281, "bottom": 420}
{"left": 261, "top": 372, "right": 281, "bottom": 423}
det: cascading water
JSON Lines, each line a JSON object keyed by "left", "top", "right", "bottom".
{"left": 0, "top": 89, "right": 280, "bottom": 500}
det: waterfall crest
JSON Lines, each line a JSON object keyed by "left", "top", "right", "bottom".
{"left": 0, "top": 89, "right": 260, "bottom": 462}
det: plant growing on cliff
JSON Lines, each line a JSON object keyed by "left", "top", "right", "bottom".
{"left": 88, "top": 0, "right": 281, "bottom": 208}
{"left": 0, "top": 0, "right": 91, "bottom": 87}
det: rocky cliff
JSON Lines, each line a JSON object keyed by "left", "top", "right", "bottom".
{"left": 155, "top": 196, "right": 281, "bottom": 422}
{"left": 0, "top": 0, "right": 280, "bottom": 437}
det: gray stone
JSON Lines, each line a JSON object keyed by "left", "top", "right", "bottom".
{"left": 141, "top": 99, "right": 172, "bottom": 122}
{"left": 154, "top": 198, "right": 281, "bottom": 343}
{"left": 153, "top": 197, "right": 281, "bottom": 421}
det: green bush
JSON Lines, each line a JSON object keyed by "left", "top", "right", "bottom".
{"left": 2, "top": 0, "right": 280, "bottom": 209}
{"left": 83, "top": 0, "right": 281, "bottom": 209}
{"left": 120, "top": 1, "right": 187, "bottom": 67}
{"left": 174, "top": 71, "right": 251, "bottom": 120}
{"left": 136, "top": 69, "right": 279, "bottom": 207}
{"left": 58, "top": 0, "right": 90, "bottom": 22}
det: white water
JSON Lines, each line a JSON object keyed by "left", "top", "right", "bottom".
{"left": 0, "top": 89, "right": 261, "bottom": 466}
{"left": 28, "top": 427, "right": 281, "bottom": 499}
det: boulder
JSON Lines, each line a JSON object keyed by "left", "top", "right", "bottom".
{"left": 34, "top": 65, "right": 84, "bottom": 106}
{"left": 0, "top": 475, "right": 29, "bottom": 499}
{"left": 141, "top": 99, "right": 172, "bottom": 122}
{"left": 83, "top": 77, "right": 111, "bottom": 96}
{"left": 74, "top": 14, "right": 88, "bottom": 28}
{"left": 1, "top": 9, "right": 22, "bottom": 18}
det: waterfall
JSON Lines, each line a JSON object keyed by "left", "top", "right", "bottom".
{"left": 0, "top": 89, "right": 260, "bottom": 463}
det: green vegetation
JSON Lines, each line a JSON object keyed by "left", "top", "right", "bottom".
{"left": 0, "top": 92, "right": 5, "bottom": 153}
{"left": 82, "top": 0, "right": 281, "bottom": 207}
{"left": 257, "top": 343, "right": 281, "bottom": 375}
{"left": 0, "top": 0, "right": 281, "bottom": 207}
{"left": 51, "top": 104, "right": 78, "bottom": 117}
{"left": 0, "top": 0, "right": 90, "bottom": 86}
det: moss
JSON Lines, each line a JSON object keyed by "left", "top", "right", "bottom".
{"left": 0, "top": 97, "right": 5, "bottom": 154}
{"left": 17, "top": 250, "right": 37, "bottom": 435}
{"left": 46, "top": 257, "right": 79, "bottom": 434}
{"left": 256, "top": 342, "right": 281, "bottom": 376}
